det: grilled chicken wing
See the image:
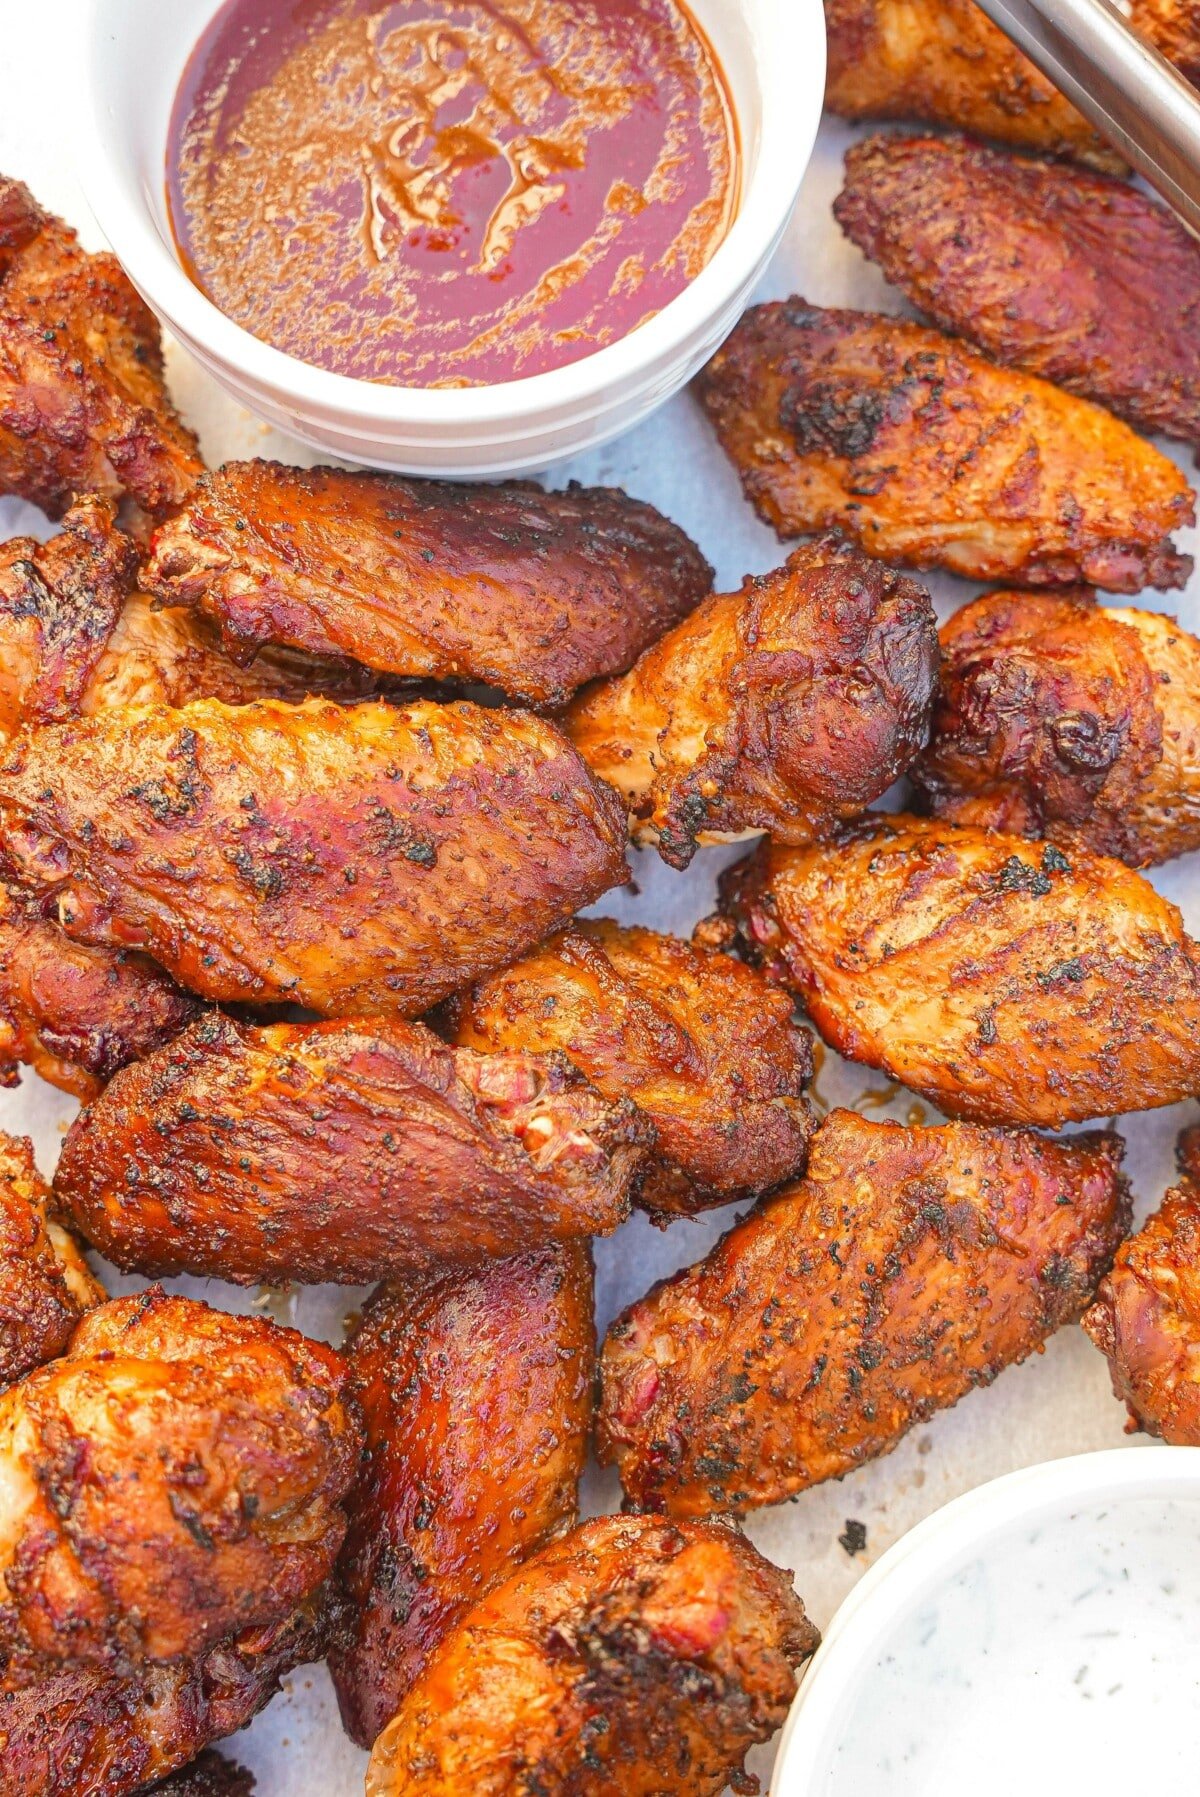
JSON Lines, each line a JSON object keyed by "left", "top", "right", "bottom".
{"left": 1130, "top": 0, "right": 1200, "bottom": 84}
{"left": 0, "top": 696, "right": 629, "bottom": 1016}
{"left": 146, "top": 1755, "right": 254, "bottom": 1795}
{"left": 914, "top": 590, "right": 1200, "bottom": 866}
{"left": 142, "top": 462, "right": 714, "bottom": 709}
{"left": 708, "top": 813, "right": 1200, "bottom": 1127}
{"left": 697, "top": 300, "right": 1194, "bottom": 592}
{"left": 834, "top": 133, "right": 1200, "bottom": 449}
{"left": 824, "top": 0, "right": 1121, "bottom": 165}
{"left": 0, "top": 176, "right": 202, "bottom": 520}
{"left": 53, "top": 1014, "right": 649, "bottom": 1285}
{"left": 1083, "top": 1126, "right": 1200, "bottom": 1443}
{"left": 0, "top": 1288, "right": 361, "bottom": 1681}
{"left": 0, "top": 1131, "right": 101, "bottom": 1389}
{"left": 600, "top": 1110, "right": 1128, "bottom": 1516}
{"left": 447, "top": 918, "right": 814, "bottom": 1217}
{"left": 331, "top": 1246, "right": 594, "bottom": 1748}
{"left": 365, "top": 1514, "right": 818, "bottom": 1797}
{"left": 1, "top": 1600, "right": 325, "bottom": 1797}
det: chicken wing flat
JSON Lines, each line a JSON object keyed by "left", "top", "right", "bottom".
{"left": 1082, "top": 1127, "right": 1200, "bottom": 1443}
{"left": 146, "top": 1757, "right": 253, "bottom": 1796}
{"left": 365, "top": 1515, "right": 818, "bottom": 1797}
{"left": 0, "top": 1288, "right": 361, "bottom": 1682}
{"left": 696, "top": 300, "right": 1194, "bottom": 592}
{"left": 0, "top": 696, "right": 629, "bottom": 1015}
{"left": 142, "top": 462, "right": 714, "bottom": 708}
{"left": 564, "top": 535, "right": 938, "bottom": 865}
{"left": 331, "top": 1246, "right": 594, "bottom": 1748}
{"left": 708, "top": 813, "right": 1200, "bottom": 1127}
{"left": 53, "top": 1014, "right": 649, "bottom": 1285}
{"left": 0, "top": 1131, "right": 101, "bottom": 1390}
{"left": 600, "top": 1110, "right": 1128, "bottom": 1516}
{"left": 447, "top": 918, "right": 814, "bottom": 1217}
{"left": 914, "top": 591, "right": 1200, "bottom": 866}
{"left": 1, "top": 1599, "right": 325, "bottom": 1797}
{"left": 834, "top": 134, "right": 1200, "bottom": 450}
{"left": 824, "top": 0, "right": 1121, "bottom": 166}
{"left": 0, "top": 176, "right": 202, "bottom": 520}
{"left": 0, "top": 886, "right": 201, "bottom": 1099}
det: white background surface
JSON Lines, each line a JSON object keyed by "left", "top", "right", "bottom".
{"left": 2, "top": 7, "right": 1198, "bottom": 1792}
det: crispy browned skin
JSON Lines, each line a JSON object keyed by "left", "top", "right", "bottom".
{"left": 834, "top": 133, "right": 1200, "bottom": 449}
{"left": 600, "top": 1110, "right": 1129, "bottom": 1516}
{"left": 0, "top": 1131, "right": 102, "bottom": 1390}
{"left": 53, "top": 1014, "right": 650, "bottom": 1285}
{"left": 824, "top": 0, "right": 1121, "bottom": 165}
{"left": 0, "top": 885, "right": 201, "bottom": 1099}
{"left": 448, "top": 918, "right": 815, "bottom": 1217}
{"left": 0, "top": 1289, "right": 362, "bottom": 1681}
{"left": 564, "top": 536, "right": 938, "bottom": 865}
{"left": 914, "top": 591, "right": 1200, "bottom": 866}
{"left": 709, "top": 813, "right": 1200, "bottom": 1127}
{"left": 1083, "top": 1127, "right": 1200, "bottom": 1443}
{"left": 0, "top": 1600, "right": 324, "bottom": 1797}
{"left": 144, "top": 1754, "right": 254, "bottom": 1796}
{"left": 1130, "top": 0, "right": 1200, "bottom": 84}
{"left": 0, "top": 696, "right": 629, "bottom": 1016}
{"left": 365, "top": 1514, "right": 818, "bottom": 1797}
{"left": 697, "top": 300, "right": 1194, "bottom": 592}
{"left": 0, "top": 176, "right": 202, "bottom": 520}
{"left": 331, "top": 1246, "right": 594, "bottom": 1748}
{"left": 142, "top": 462, "right": 714, "bottom": 708}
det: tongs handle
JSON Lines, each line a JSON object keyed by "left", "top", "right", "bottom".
{"left": 973, "top": 0, "right": 1200, "bottom": 233}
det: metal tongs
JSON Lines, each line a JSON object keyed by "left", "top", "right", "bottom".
{"left": 974, "top": 0, "right": 1200, "bottom": 232}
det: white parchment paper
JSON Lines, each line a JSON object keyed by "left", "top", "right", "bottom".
{"left": 1, "top": 13, "right": 1196, "bottom": 1790}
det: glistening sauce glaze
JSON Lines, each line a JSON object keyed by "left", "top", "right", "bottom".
{"left": 167, "top": 0, "right": 739, "bottom": 386}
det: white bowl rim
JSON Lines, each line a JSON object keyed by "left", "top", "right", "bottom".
{"left": 79, "top": 0, "right": 823, "bottom": 430}
{"left": 771, "top": 1445, "right": 1200, "bottom": 1794}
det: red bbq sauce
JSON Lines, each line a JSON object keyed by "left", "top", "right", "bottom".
{"left": 167, "top": 0, "right": 739, "bottom": 386}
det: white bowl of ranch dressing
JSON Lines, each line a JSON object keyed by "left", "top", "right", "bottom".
{"left": 772, "top": 1448, "right": 1200, "bottom": 1796}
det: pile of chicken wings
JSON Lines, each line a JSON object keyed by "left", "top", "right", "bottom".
{"left": 4, "top": 9, "right": 1200, "bottom": 1780}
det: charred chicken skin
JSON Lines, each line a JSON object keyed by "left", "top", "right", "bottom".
{"left": 52, "top": 1014, "right": 650, "bottom": 1285}
{"left": 447, "top": 918, "right": 815, "bottom": 1217}
{"left": 600, "top": 1110, "right": 1129, "bottom": 1516}
{"left": 0, "top": 1288, "right": 362, "bottom": 1682}
{"left": 1130, "top": 0, "right": 1200, "bottom": 85}
{"left": 0, "top": 695, "right": 629, "bottom": 1016}
{"left": 696, "top": 299, "right": 1194, "bottom": 592}
{"left": 0, "top": 1131, "right": 101, "bottom": 1390}
{"left": 564, "top": 536, "right": 939, "bottom": 865}
{"left": 834, "top": 133, "right": 1200, "bottom": 450}
{"left": 142, "top": 462, "right": 714, "bottom": 709}
{"left": 1083, "top": 1126, "right": 1200, "bottom": 1444}
{"left": 0, "top": 176, "right": 202, "bottom": 520}
{"left": 824, "top": 0, "right": 1121, "bottom": 166}
{"left": 914, "top": 590, "right": 1200, "bottom": 866}
{"left": 364, "top": 1514, "right": 819, "bottom": 1797}
{"left": 331, "top": 1245, "right": 595, "bottom": 1748}
{"left": 709, "top": 813, "right": 1200, "bottom": 1128}
{"left": 145, "top": 1755, "right": 254, "bottom": 1796}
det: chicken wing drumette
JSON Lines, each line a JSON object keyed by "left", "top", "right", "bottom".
{"left": 447, "top": 918, "right": 815, "bottom": 1217}
{"left": 331, "top": 1246, "right": 594, "bottom": 1748}
{"left": 365, "top": 1515, "right": 818, "bottom": 1797}
{"left": 142, "top": 462, "right": 714, "bottom": 708}
{"left": 834, "top": 134, "right": 1200, "bottom": 451}
{"left": 0, "top": 175, "right": 202, "bottom": 520}
{"left": 0, "top": 696, "right": 629, "bottom": 1016}
{"left": 913, "top": 591, "right": 1200, "bottom": 866}
{"left": 0, "top": 1130, "right": 101, "bottom": 1389}
{"left": 564, "top": 536, "right": 938, "bottom": 865}
{"left": 696, "top": 300, "right": 1194, "bottom": 592}
{"left": 52, "top": 1014, "right": 650, "bottom": 1285}
{"left": 600, "top": 1110, "right": 1129, "bottom": 1516}
{"left": 707, "top": 813, "right": 1200, "bottom": 1128}
{"left": 1083, "top": 1126, "right": 1200, "bottom": 1444}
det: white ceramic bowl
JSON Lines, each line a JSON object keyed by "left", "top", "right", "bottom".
{"left": 772, "top": 1446, "right": 1200, "bottom": 1794}
{"left": 81, "top": 0, "right": 824, "bottom": 476}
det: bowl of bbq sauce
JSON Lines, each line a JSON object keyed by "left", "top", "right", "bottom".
{"left": 82, "top": 0, "right": 822, "bottom": 474}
